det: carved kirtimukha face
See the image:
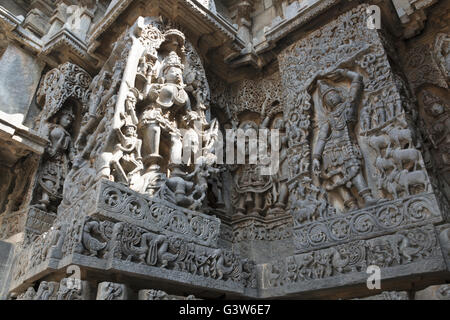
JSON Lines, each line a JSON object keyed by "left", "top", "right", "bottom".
{"left": 324, "top": 90, "right": 343, "bottom": 109}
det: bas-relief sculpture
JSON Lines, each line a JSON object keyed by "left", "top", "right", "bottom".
{"left": 0, "top": 1, "right": 449, "bottom": 301}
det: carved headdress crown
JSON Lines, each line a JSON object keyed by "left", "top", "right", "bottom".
{"left": 317, "top": 80, "right": 338, "bottom": 99}
{"left": 162, "top": 51, "right": 184, "bottom": 72}
{"left": 164, "top": 29, "right": 186, "bottom": 45}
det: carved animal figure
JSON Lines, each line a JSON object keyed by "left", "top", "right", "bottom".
{"left": 82, "top": 220, "right": 107, "bottom": 256}
{"left": 211, "top": 249, "right": 236, "bottom": 280}
{"left": 331, "top": 248, "right": 350, "bottom": 273}
{"left": 394, "top": 169, "right": 429, "bottom": 196}
{"left": 296, "top": 253, "right": 314, "bottom": 280}
{"left": 374, "top": 156, "right": 396, "bottom": 179}
{"left": 383, "top": 170, "right": 404, "bottom": 198}
{"left": 293, "top": 198, "right": 318, "bottom": 223}
{"left": 385, "top": 127, "right": 413, "bottom": 149}
{"left": 386, "top": 147, "right": 421, "bottom": 171}
{"left": 368, "top": 135, "right": 391, "bottom": 156}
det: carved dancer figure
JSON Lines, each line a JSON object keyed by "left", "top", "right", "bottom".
{"left": 312, "top": 69, "right": 376, "bottom": 210}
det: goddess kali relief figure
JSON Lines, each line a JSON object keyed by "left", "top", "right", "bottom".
{"left": 311, "top": 69, "right": 377, "bottom": 211}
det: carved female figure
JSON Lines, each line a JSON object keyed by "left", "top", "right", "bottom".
{"left": 36, "top": 108, "right": 75, "bottom": 211}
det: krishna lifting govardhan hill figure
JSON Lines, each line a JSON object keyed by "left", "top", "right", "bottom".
{"left": 312, "top": 69, "right": 377, "bottom": 211}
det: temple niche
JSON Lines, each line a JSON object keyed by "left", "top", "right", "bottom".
{"left": 68, "top": 18, "right": 221, "bottom": 214}
{"left": 0, "top": 0, "right": 449, "bottom": 302}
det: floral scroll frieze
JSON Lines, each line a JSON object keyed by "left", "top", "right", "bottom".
{"left": 293, "top": 193, "right": 441, "bottom": 253}
{"left": 97, "top": 180, "right": 221, "bottom": 247}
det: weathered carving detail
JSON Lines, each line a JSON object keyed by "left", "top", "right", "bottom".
{"left": 98, "top": 181, "right": 221, "bottom": 246}
{"left": 433, "top": 33, "right": 450, "bottom": 83}
{"left": 265, "top": 225, "right": 440, "bottom": 288}
{"left": 293, "top": 193, "right": 440, "bottom": 253}
{"left": 78, "top": 217, "right": 256, "bottom": 288}
{"left": 231, "top": 214, "right": 293, "bottom": 242}
{"left": 138, "top": 289, "right": 199, "bottom": 300}
{"left": 34, "top": 281, "right": 59, "bottom": 300}
{"left": 356, "top": 291, "right": 409, "bottom": 300}
{"left": 97, "top": 282, "right": 127, "bottom": 300}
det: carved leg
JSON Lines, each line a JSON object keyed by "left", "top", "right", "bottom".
{"left": 352, "top": 172, "right": 377, "bottom": 206}
{"left": 253, "top": 193, "right": 264, "bottom": 216}
{"left": 170, "top": 133, "right": 183, "bottom": 165}
{"left": 97, "top": 152, "right": 113, "bottom": 180}
{"left": 36, "top": 190, "right": 50, "bottom": 210}
{"left": 143, "top": 123, "right": 161, "bottom": 157}
{"left": 338, "top": 187, "right": 357, "bottom": 210}
{"left": 275, "top": 183, "right": 288, "bottom": 209}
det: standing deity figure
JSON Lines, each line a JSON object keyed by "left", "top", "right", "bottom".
{"left": 270, "top": 117, "right": 289, "bottom": 214}
{"left": 312, "top": 69, "right": 376, "bottom": 210}
{"left": 36, "top": 108, "right": 75, "bottom": 211}
{"left": 234, "top": 117, "right": 273, "bottom": 216}
{"left": 360, "top": 105, "right": 371, "bottom": 132}
{"left": 140, "top": 50, "right": 191, "bottom": 170}
{"left": 373, "top": 96, "right": 386, "bottom": 127}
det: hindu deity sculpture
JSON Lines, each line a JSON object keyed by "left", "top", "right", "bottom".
{"left": 312, "top": 69, "right": 377, "bottom": 211}
{"left": 140, "top": 49, "right": 191, "bottom": 172}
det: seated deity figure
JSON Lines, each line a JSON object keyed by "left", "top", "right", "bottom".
{"left": 312, "top": 69, "right": 376, "bottom": 211}
{"left": 140, "top": 50, "right": 191, "bottom": 170}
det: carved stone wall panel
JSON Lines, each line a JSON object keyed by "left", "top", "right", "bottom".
{"left": 277, "top": 4, "right": 444, "bottom": 254}
{"left": 96, "top": 180, "right": 221, "bottom": 247}
{"left": 260, "top": 225, "right": 447, "bottom": 297}
{"left": 294, "top": 193, "right": 442, "bottom": 253}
